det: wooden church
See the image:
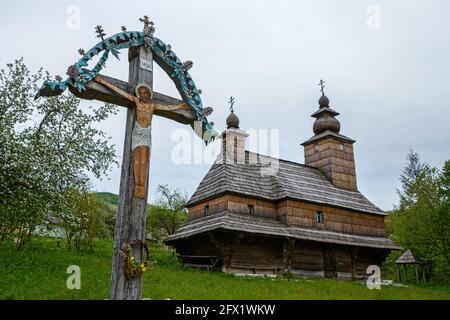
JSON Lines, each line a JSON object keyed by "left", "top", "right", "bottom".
{"left": 165, "top": 92, "right": 400, "bottom": 279}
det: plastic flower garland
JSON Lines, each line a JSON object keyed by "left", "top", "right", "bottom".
{"left": 120, "top": 240, "right": 151, "bottom": 278}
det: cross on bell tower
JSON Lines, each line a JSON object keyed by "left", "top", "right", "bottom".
{"left": 228, "top": 96, "right": 235, "bottom": 113}
{"left": 318, "top": 79, "right": 325, "bottom": 96}
{"left": 221, "top": 96, "right": 248, "bottom": 165}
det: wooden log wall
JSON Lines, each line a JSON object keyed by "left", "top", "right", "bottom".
{"left": 187, "top": 195, "right": 385, "bottom": 237}
{"left": 352, "top": 247, "right": 386, "bottom": 278}
{"left": 304, "top": 137, "right": 357, "bottom": 190}
{"left": 229, "top": 235, "right": 283, "bottom": 274}
{"left": 290, "top": 240, "right": 325, "bottom": 277}
{"left": 279, "top": 199, "right": 385, "bottom": 237}
{"left": 187, "top": 195, "right": 277, "bottom": 220}
{"left": 287, "top": 241, "right": 379, "bottom": 279}
{"left": 187, "top": 196, "right": 229, "bottom": 220}
{"left": 333, "top": 244, "right": 353, "bottom": 279}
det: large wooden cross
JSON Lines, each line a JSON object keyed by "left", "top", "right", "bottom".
{"left": 36, "top": 16, "right": 215, "bottom": 299}
{"left": 70, "top": 36, "right": 196, "bottom": 300}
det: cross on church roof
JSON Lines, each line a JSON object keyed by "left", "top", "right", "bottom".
{"left": 228, "top": 96, "right": 235, "bottom": 113}
{"left": 318, "top": 79, "right": 326, "bottom": 96}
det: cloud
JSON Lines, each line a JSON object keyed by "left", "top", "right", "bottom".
{"left": 2, "top": 0, "right": 449, "bottom": 210}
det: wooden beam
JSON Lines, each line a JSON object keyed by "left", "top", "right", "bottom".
{"left": 69, "top": 73, "right": 196, "bottom": 125}
{"left": 283, "top": 238, "right": 295, "bottom": 272}
{"left": 109, "top": 46, "right": 153, "bottom": 300}
{"left": 350, "top": 246, "right": 359, "bottom": 280}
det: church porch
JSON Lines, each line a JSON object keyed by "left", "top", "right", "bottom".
{"left": 166, "top": 214, "right": 397, "bottom": 280}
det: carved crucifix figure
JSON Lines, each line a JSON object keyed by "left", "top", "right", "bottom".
{"left": 94, "top": 76, "right": 190, "bottom": 198}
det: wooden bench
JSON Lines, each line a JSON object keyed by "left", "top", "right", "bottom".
{"left": 177, "top": 255, "right": 221, "bottom": 272}
{"left": 231, "top": 264, "right": 284, "bottom": 274}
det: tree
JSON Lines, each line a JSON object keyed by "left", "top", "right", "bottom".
{"left": 399, "top": 151, "right": 427, "bottom": 191}
{"left": 94, "top": 193, "right": 118, "bottom": 238}
{"left": 147, "top": 185, "right": 188, "bottom": 243}
{"left": 387, "top": 151, "right": 450, "bottom": 282}
{"left": 58, "top": 189, "right": 115, "bottom": 251}
{"left": 0, "top": 59, "right": 117, "bottom": 249}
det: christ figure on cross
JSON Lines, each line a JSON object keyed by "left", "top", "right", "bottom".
{"left": 94, "top": 75, "right": 190, "bottom": 198}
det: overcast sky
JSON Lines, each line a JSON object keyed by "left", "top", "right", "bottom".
{"left": 1, "top": 0, "right": 449, "bottom": 211}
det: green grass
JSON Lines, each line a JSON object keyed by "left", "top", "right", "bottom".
{"left": 0, "top": 238, "right": 449, "bottom": 300}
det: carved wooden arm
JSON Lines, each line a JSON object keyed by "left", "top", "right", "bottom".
{"left": 94, "top": 76, "right": 135, "bottom": 102}
{"left": 155, "top": 102, "right": 191, "bottom": 111}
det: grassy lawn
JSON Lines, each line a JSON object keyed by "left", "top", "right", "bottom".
{"left": 0, "top": 238, "right": 449, "bottom": 300}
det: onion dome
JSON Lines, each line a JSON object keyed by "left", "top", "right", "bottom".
{"left": 226, "top": 96, "right": 239, "bottom": 129}
{"left": 312, "top": 95, "right": 341, "bottom": 135}
{"left": 319, "top": 94, "right": 330, "bottom": 108}
{"left": 226, "top": 111, "right": 240, "bottom": 129}
{"left": 313, "top": 115, "right": 341, "bottom": 134}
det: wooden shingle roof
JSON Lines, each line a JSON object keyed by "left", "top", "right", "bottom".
{"left": 166, "top": 212, "right": 400, "bottom": 250}
{"left": 395, "top": 250, "right": 418, "bottom": 264}
{"left": 186, "top": 151, "right": 385, "bottom": 216}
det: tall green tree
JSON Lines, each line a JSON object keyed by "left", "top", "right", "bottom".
{"left": 59, "top": 189, "right": 115, "bottom": 251}
{"left": 0, "top": 59, "right": 117, "bottom": 248}
{"left": 387, "top": 151, "right": 450, "bottom": 281}
{"left": 147, "top": 185, "right": 188, "bottom": 243}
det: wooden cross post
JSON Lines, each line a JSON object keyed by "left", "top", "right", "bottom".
{"left": 69, "top": 45, "right": 196, "bottom": 300}
{"left": 109, "top": 46, "right": 152, "bottom": 300}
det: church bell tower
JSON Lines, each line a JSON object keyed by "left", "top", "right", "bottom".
{"left": 301, "top": 82, "right": 358, "bottom": 191}
{"left": 219, "top": 97, "right": 248, "bottom": 165}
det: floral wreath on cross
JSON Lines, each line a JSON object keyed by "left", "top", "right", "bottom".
{"left": 120, "top": 239, "right": 151, "bottom": 278}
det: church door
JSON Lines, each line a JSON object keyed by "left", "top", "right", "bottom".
{"left": 323, "top": 245, "right": 337, "bottom": 278}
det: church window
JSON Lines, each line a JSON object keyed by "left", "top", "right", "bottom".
{"left": 316, "top": 211, "right": 324, "bottom": 224}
